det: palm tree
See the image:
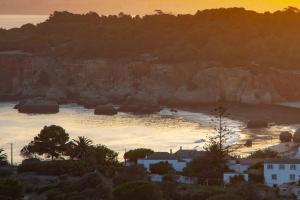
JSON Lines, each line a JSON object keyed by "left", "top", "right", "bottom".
{"left": 72, "top": 136, "right": 93, "bottom": 161}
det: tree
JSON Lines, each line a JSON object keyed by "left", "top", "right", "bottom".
{"left": 279, "top": 131, "right": 293, "bottom": 143}
{"left": 22, "top": 125, "right": 69, "bottom": 160}
{"left": 0, "top": 149, "right": 7, "bottom": 165}
{"left": 124, "top": 148, "right": 154, "bottom": 164}
{"left": 204, "top": 105, "right": 233, "bottom": 179}
{"left": 72, "top": 136, "right": 93, "bottom": 160}
{"left": 113, "top": 181, "right": 163, "bottom": 200}
{"left": 149, "top": 161, "right": 174, "bottom": 175}
{"left": 248, "top": 149, "right": 278, "bottom": 159}
{"left": 87, "top": 144, "right": 118, "bottom": 166}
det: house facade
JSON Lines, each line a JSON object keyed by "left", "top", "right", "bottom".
{"left": 137, "top": 148, "right": 207, "bottom": 172}
{"left": 264, "top": 159, "right": 300, "bottom": 187}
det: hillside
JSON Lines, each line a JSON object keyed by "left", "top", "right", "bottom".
{"left": 2, "top": 8, "right": 300, "bottom": 68}
{"left": 2, "top": 8, "right": 300, "bottom": 105}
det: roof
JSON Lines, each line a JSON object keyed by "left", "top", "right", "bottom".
{"left": 146, "top": 152, "right": 177, "bottom": 160}
{"left": 142, "top": 149, "right": 207, "bottom": 161}
{"left": 175, "top": 149, "right": 207, "bottom": 159}
{"left": 265, "top": 159, "right": 300, "bottom": 164}
{"left": 237, "top": 158, "right": 264, "bottom": 165}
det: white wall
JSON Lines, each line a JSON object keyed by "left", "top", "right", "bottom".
{"left": 137, "top": 159, "right": 187, "bottom": 172}
{"left": 150, "top": 174, "right": 197, "bottom": 184}
{"left": 228, "top": 164, "right": 250, "bottom": 173}
{"left": 264, "top": 163, "right": 300, "bottom": 187}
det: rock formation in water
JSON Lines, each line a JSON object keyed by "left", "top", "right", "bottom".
{"left": 1, "top": 51, "right": 300, "bottom": 108}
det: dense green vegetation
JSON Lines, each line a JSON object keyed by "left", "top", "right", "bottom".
{"left": 2, "top": 7, "right": 300, "bottom": 69}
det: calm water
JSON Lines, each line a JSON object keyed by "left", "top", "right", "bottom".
{"left": 0, "top": 15, "right": 48, "bottom": 29}
{"left": 0, "top": 102, "right": 295, "bottom": 163}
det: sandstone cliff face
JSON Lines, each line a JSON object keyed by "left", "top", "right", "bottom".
{"left": 1, "top": 52, "right": 300, "bottom": 105}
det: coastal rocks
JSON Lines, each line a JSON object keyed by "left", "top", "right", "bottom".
{"left": 46, "top": 87, "right": 67, "bottom": 103}
{"left": 246, "top": 120, "right": 268, "bottom": 129}
{"left": 16, "top": 98, "right": 59, "bottom": 114}
{"left": 80, "top": 97, "right": 109, "bottom": 109}
{"left": 118, "top": 103, "right": 161, "bottom": 114}
{"left": 94, "top": 104, "right": 117, "bottom": 115}
{"left": 2, "top": 53, "right": 300, "bottom": 105}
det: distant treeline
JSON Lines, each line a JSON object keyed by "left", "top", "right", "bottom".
{"left": 1, "top": 7, "right": 300, "bottom": 69}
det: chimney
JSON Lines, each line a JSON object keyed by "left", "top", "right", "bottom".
{"left": 170, "top": 149, "right": 173, "bottom": 154}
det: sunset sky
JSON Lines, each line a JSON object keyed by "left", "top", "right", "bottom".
{"left": 0, "top": 0, "right": 300, "bottom": 15}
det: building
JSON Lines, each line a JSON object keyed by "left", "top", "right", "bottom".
{"left": 227, "top": 158, "right": 263, "bottom": 173}
{"left": 264, "top": 159, "right": 300, "bottom": 187}
{"left": 137, "top": 148, "right": 207, "bottom": 172}
{"left": 278, "top": 183, "right": 300, "bottom": 199}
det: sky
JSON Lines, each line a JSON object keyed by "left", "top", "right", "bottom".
{"left": 0, "top": 0, "right": 300, "bottom": 15}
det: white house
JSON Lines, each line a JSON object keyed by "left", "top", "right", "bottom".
{"left": 264, "top": 159, "right": 300, "bottom": 187}
{"left": 137, "top": 148, "right": 207, "bottom": 172}
{"left": 227, "top": 158, "right": 263, "bottom": 173}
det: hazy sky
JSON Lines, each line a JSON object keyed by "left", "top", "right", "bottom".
{"left": 0, "top": 0, "right": 300, "bottom": 15}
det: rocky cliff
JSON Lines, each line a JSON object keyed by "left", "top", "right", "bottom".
{"left": 1, "top": 51, "right": 300, "bottom": 106}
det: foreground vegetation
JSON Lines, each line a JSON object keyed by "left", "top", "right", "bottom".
{"left": 2, "top": 7, "right": 300, "bottom": 69}
{"left": 0, "top": 107, "right": 285, "bottom": 199}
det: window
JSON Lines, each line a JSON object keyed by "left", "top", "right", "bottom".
{"left": 272, "top": 174, "right": 277, "bottom": 180}
{"left": 290, "top": 165, "right": 296, "bottom": 170}
{"left": 290, "top": 174, "right": 296, "bottom": 181}
{"left": 267, "top": 164, "right": 273, "bottom": 169}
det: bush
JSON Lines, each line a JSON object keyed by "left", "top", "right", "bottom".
{"left": 229, "top": 175, "right": 245, "bottom": 185}
{"left": 150, "top": 161, "right": 174, "bottom": 175}
{"left": 207, "top": 193, "right": 242, "bottom": 200}
{"left": 18, "top": 160, "right": 91, "bottom": 176}
{"left": 294, "top": 129, "right": 300, "bottom": 143}
{"left": 0, "top": 179, "right": 22, "bottom": 199}
{"left": 0, "top": 167, "right": 14, "bottom": 177}
{"left": 174, "top": 186, "right": 225, "bottom": 200}
{"left": 280, "top": 131, "right": 293, "bottom": 143}
{"left": 113, "top": 181, "right": 163, "bottom": 200}
{"left": 47, "top": 172, "right": 111, "bottom": 200}
{"left": 248, "top": 149, "right": 278, "bottom": 158}
{"left": 113, "top": 165, "right": 147, "bottom": 186}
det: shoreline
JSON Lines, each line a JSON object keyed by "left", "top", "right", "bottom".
{"left": 179, "top": 103, "right": 300, "bottom": 125}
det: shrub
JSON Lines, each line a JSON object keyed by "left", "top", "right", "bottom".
{"left": 18, "top": 160, "right": 91, "bottom": 176}
{"left": 0, "top": 167, "right": 14, "bottom": 177}
{"left": 207, "top": 193, "right": 242, "bottom": 200}
{"left": 280, "top": 131, "right": 293, "bottom": 143}
{"left": 47, "top": 172, "right": 111, "bottom": 200}
{"left": 113, "top": 165, "right": 147, "bottom": 186}
{"left": 229, "top": 175, "right": 245, "bottom": 185}
{"left": 150, "top": 161, "right": 174, "bottom": 175}
{"left": 248, "top": 149, "right": 278, "bottom": 158}
{"left": 113, "top": 181, "right": 163, "bottom": 200}
{"left": 0, "top": 179, "right": 22, "bottom": 199}
{"left": 294, "top": 129, "right": 300, "bottom": 143}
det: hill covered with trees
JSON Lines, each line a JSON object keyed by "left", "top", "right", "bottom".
{"left": 1, "top": 7, "right": 300, "bottom": 69}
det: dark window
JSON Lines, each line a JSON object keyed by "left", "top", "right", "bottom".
{"left": 290, "top": 165, "right": 296, "bottom": 170}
